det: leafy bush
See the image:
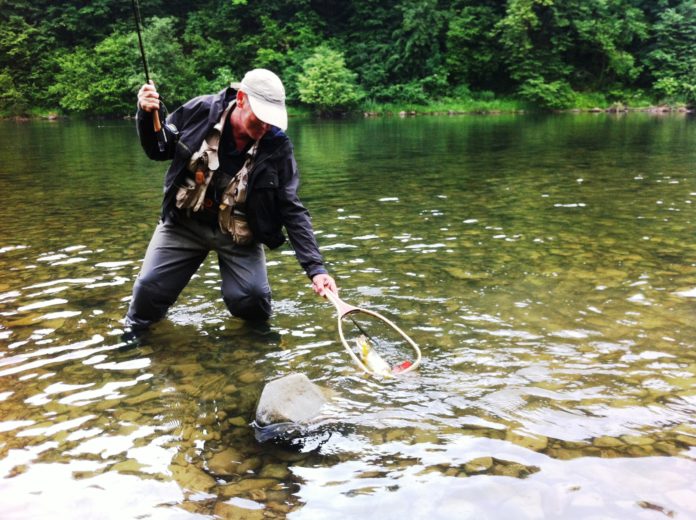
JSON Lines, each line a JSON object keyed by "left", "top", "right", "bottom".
{"left": 49, "top": 17, "right": 200, "bottom": 115}
{"left": 297, "top": 46, "right": 362, "bottom": 115}
{"left": 49, "top": 33, "right": 139, "bottom": 115}
{"left": 378, "top": 82, "right": 429, "bottom": 105}
{"left": 451, "top": 84, "right": 473, "bottom": 101}
{"left": 518, "top": 78, "right": 577, "bottom": 109}
{"left": 0, "top": 69, "right": 25, "bottom": 114}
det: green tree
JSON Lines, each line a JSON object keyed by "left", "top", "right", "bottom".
{"left": 0, "top": 14, "right": 41, "bottom": 113}
{"left": 497, "top": 0, "right": 647, "bottom": 108}
{"left": 568, "top": 1, "right": 647, "bottom": 91}
{"left": 445, "top": 3, "right": 505, "bottom": 91}
{"left": 341, "top": 0, "right": 401, "bottom": 95}
{"left": 389, "top": 0, "right": 446, "bottom": 82}
{"left": 645, "top": 1, "right": 696, "bottom": 103}
{"left": 0, "top": 70, "right": 22, "bottom": 114}
{"left": 496, "top": 0, "right": 575, "bottom": 108}
{"left": 49, "top": 16, "right": 199, "bottom": 115}
{"left": 3, "top": 0, "right": 695, "bottom": 114}
{"left": 142, "top": 17, "right": 198, "bottom": 105}
{"left": 49, "top": 33, "right": 138, "bottom": 114}
{"left": 250, "top": 13, "right": 326, "bottom": 102}
{"left": 297, "top": 46, "right": 362, "bottom": 114}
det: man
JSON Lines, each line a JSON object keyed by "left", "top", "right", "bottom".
{"left": 125, "top": 68, "right": 337, "bottom": 335}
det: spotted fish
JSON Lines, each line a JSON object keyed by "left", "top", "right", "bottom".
{"left": 356, "top": 335, "right": 394, "bottom": 378}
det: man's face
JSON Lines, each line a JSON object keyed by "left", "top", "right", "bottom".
{"left": 235, "top": 93, "right": 270, "bottom": 141}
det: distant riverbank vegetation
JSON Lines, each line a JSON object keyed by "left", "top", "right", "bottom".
{"left": 1, "top": 0, "right": 694, "bottom": 118}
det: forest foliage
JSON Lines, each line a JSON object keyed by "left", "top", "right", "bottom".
{"left": 1, "top": 0, "right": 694, "bottom": 116}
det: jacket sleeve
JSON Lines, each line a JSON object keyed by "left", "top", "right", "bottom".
{"left": 136, "top": 105, "right": 183, "bottom": 161}
{"left": 278, "top": 150, "right": 328, "bottom": 279}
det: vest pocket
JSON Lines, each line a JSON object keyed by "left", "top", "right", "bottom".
{"left": 175, "top": 173, "right": 210, "bottom": 211}
{"left": 175, "top": 178, "right": 199, "bottom": 208}
{"left": 218, "top": 174, "right": 254, "bottom": 245}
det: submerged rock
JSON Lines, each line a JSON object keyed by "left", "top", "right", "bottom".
{"left": 464, "top": 457, "right": 494, "bottom": 474}
{"left": 169, "top": 462, "right": 217, "bottom": 493}
{"left": 253, "top": 373, "right": 330, "bottom": 443}
{"left": 255, "top": 373, "right": 328, "bottom": 425}
{"left": 207, "top": 447, "right": 244, "bottom": 476}
{"left": 213, "top": 501, "right": 265, "bottom": 520}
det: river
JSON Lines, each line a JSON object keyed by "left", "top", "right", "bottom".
{"left": 0, "top": 113, "right": 695, "bottom": 519}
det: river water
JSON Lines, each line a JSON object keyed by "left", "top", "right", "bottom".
{"left": 0, "top": 113, "right": 695, "bottom": 519}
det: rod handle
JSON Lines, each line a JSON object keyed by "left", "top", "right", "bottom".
{"left": 153, "top": 109, "right": 162, "bottom": 132}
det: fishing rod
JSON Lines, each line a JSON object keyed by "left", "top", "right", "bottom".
{"left": 131, "top": 0, "right": 167, "bottom": 152}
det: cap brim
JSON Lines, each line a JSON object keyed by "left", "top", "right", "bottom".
{"left": 247, "top": 95, "right": 288, "bottom": 131}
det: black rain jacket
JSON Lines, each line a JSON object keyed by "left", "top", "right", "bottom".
{"left": 136, "top": 87, "right": 327, "bottom": 279}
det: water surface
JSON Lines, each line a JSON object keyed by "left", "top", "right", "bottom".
{"left": 0, "top": 113, "right": 695, "bottom": 519}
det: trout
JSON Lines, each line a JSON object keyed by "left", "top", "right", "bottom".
{"left": 356, "top": 335, "right": 393, "bottom": 378}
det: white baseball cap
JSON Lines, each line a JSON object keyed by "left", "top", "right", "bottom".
{"left": 234, "top": 69, "right": 288, "bottom": 131}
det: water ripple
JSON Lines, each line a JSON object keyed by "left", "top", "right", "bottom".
{"left": 1, "top": 115, "right": 695, "bottom": 519}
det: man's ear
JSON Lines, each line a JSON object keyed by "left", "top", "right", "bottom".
{"left": 236, "top": 90, "right": 246, "bottom": 105}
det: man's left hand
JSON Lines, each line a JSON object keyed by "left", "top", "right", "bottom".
{"left": 311, "top": 273, "right": 337, "bottom": 296}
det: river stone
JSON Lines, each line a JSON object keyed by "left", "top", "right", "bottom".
{"left": 219, "top": 478, "right": 280, "bottom": 497}
{"left": 207, "top": 447, "right": 244, "bottom": 476}
{"left": 255, "top": 373, "right": 328, "bottom": 426}
{"left": 464, "top": 456, "right": 493, "bottom": 473}
{"left": 593, "top": 436, "right": 624, "bottom": 448}
{"left": 620, "top": 434, "right": 654, "bottom": 446}
{"left": 266, "top": 501, "right": 291, "bottom": 515}
{"left": 259, "top": 463, "right": 290, "bottom": 480}
{"left": 506, "top": 431, "right": 548, "bottom": 451}
{"left": 492, "top": 462, "right": 531, "bottom": 478}
{"left": 124, "top": 390, "right": 160, "bottom": 405}
{"left": 654, "top": 441, "right": 679, "bottom": 455}
{"left": 237, "top": 456, "right": 262, "bottom": 474}
{"left": 213, "top": 501, "right": 265, "bottom": 520}
{"left": 238, "top": 370, "right": 263, "bottom": 384}
{"left": 115, "top": 410, "right": 142, "bottom": 422}
{"left": 111, "top": 459, "right": 144, "bottom": 473}
{"left": 675, "top": 434, "right": 696, "bottom": 447}
{"left": 170, "top": 463, "right": 217, "bottom": 493}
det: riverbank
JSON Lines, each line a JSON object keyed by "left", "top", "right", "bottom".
{"left": 359, "top": 97, "right": 692, "bottom": 117}
{"left": 3, "top": 97, "right": 692, "bottom": 121}
{"left": 362, "top": 105, "right": 693, "bottom": 117}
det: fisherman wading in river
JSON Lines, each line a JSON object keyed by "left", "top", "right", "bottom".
{"left": 124, "top": 69, "right": 337, "bottom": 338}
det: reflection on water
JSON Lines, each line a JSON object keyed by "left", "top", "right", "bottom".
{"left": 0, "top": 114, "right": 695, "bottom": 519}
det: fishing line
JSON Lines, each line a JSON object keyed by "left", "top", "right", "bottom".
{"left": 348, "top": 315, "right": 373, "bottom": 340}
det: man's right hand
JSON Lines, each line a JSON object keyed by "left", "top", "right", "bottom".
{"left": 137, "top": 81, "right": 160, "bottom": 113}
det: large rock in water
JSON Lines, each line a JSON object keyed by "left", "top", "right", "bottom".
{"left": 254, "top": 373, "right": 329, "bottom": 443}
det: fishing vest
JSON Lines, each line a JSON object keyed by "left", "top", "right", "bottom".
{"left": 175, "top": 100, "right": 259, "bottom": 245}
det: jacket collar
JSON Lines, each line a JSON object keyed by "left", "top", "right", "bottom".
{"left": 207, "top": 87, "right": 232, "bottom": 127}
